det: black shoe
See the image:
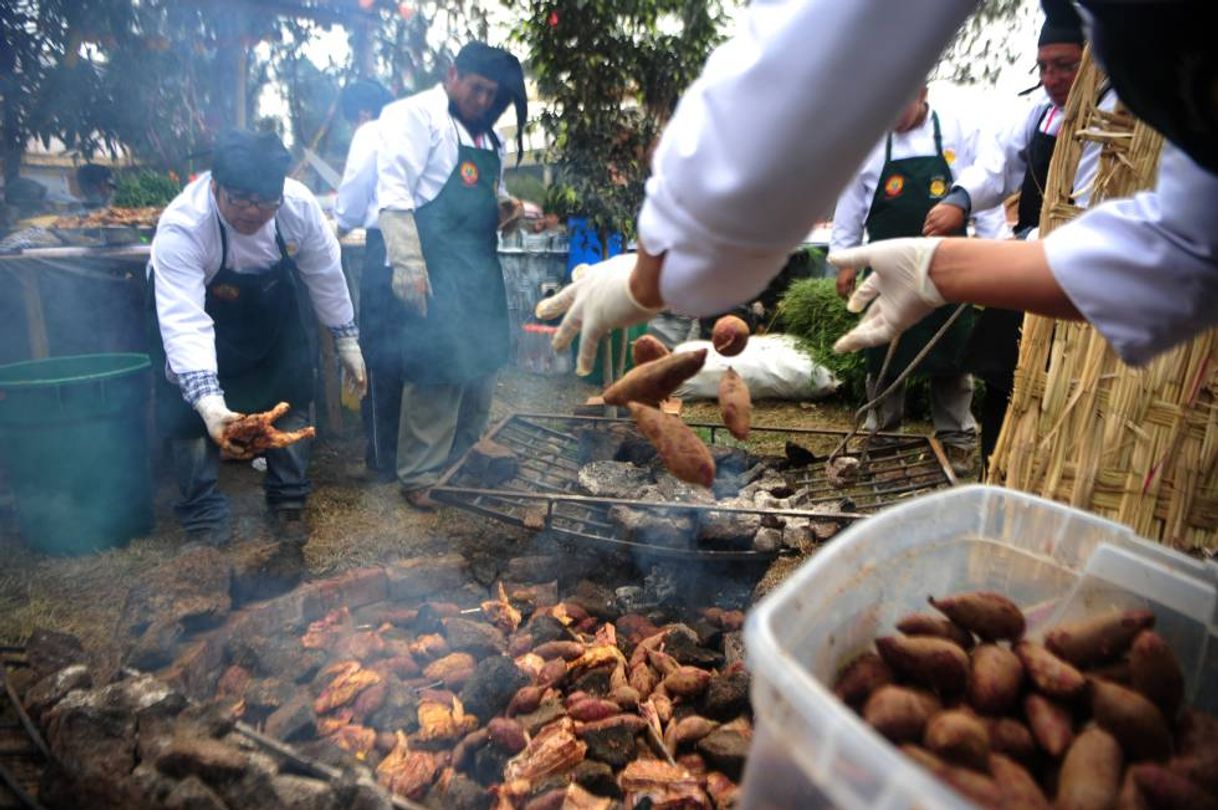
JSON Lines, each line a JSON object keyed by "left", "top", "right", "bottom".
{"left": 269, "top": 509, "right": 310, "bottom": 545}
{"left": 186, "top": 524, "right": 233, "bottom": 547}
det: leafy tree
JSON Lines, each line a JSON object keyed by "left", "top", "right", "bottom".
{"left": 937, "top": 0, "right": 1037, "bottom": 86}
{"left": 509, "top": 0, "right": 731, "bottom": 247}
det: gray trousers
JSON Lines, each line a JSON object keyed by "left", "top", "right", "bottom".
{"left": 863, "top": 373, "right": 978, "bottom": 449}
{"left": 171, "top": 407, "right": 312, "bottom": 532}
{"left": 396, "top": 372, "right": 496, "bottom": 491}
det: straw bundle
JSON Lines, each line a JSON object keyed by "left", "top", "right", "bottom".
{"left": 989, "top": 48, "right": 1218, "bottom": 550}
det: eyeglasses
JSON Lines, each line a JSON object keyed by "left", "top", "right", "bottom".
{"left": 222, "top": 187, "right": 282, "bottom": 212}
{"left": 1036, "top": 59, "right": 1081, "bottom": 79}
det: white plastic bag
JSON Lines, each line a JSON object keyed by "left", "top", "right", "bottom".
{"left": 673, "top": 334, "right": 839, "bottom": 401}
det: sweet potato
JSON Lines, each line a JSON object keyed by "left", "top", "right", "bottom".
{"left": 604, "top": 348, "right": 708, "bottom": 406}
{"left": 717, "top": 367, "right": 751, "bottom": 440}
{"left": 627, "top": 402, "right": 716, "bottom": 488}
{"left": 1057, "top": 726, "right": 1123, "bottom": 810}
{"left": 507, "top": 685, "right": 544, "bottom": 717}
{"left": 875, "top": 635, "right": 969, "bottom": 695}
{"left": 1024, "top": 693, "right": 1074, "bottom": 758}
{"left": 1090, "top": 678, "right": 1173, "bottom": 762}
{"left": 988, "top": 753, "right": 1050, "bottom": 810}
{"left": 487, "top": 717, "right": 528, "bottom": 754}
{"left": 1044, "top": 609, "right": 1155, "bottom": 667}
{"left": 899, "top": 745, "right": 1003, "bottom": 807}
{"left": 1168, "top": 751, "right": 1218, "bottom": 795}
{"left": 662, "top": 666, "right": 713, "bottom": 698}
{"left": 1130, "top": 763, "right": 1218, "bottom": 810}
{"left": 985, "top": 717, "right": 1038, "bottom": 764}
{"left": 1118, "top": 768, "right": 1151, "bottom": 810}
{"left": 968, "top": 643, "right": 1024, "bottom": 715}
{"left": 610, "top": 685, "right": 640, "bottom": 711}
{"left": 631, "top": 334, "right": 671, "bottom": 366}
{"left": 924, "top": 709, "right": 990, "bottom": 771}
{"left": 1128, "top": 630, "right": 1184, "bottom": 718}
{"left": 863, "top": 685, "right": 941, "bottom": 743}
{"left": 895, "top": 613, "right": 975, "bottom": 650}
{"left": 567, "top": 698, "right": 621, "bottom": 723}
{"left": 1086, "top": 658, "right": 1132, "bottom": 686}
{"left": 1014, "top": 640, "right": 1086, "bottom": 699}
{"left": 928, "top": 590, "right": 1025, "bottom": 641}
{"left": 832, "top": 651, "right": 893, "bottom": 708}
{"left": 451, "top": 727, "right": 489, "bottom": 770}
{"left": 711, "top": 315, "right": 749, "bottom": 357}
{"left": 1176, "top": 708, "right": 1218, "bottom": 756}
{"left": 663, "top": 715, "right": 719, "bottom": 754}
{"left": 533, "top": 640, "right": 585, "bottom": 661}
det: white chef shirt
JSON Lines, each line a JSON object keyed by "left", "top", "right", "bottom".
{"left": 150, "top": 173, "right": 356, "bottom": 380}
{"left": 1046, "top": 143, "right": 1218, "bottom": 366}
{"left": 637, "top": 0, "right": 977, "bottom": 316}
{"left": 335, "top": 118, "right": 380, "bottom": 232}
{"left": 830, "top": 107, "right": 986, "bottom": 253}
{"left": 376, "top": 84, "right": 508, "bottom": 213}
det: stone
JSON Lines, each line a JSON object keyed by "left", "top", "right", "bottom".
{"left": 231, "top": 541, "right": 306, "bottom": 606}
{"left": 177, "top": 700, "right": 239, "bottom": 739}
{"left": 666, "top": 632, "right": 724, "bottom": 670}
{"left": 472, "top": 744, "right": 512, "bottom": 787}
{"left": 332, "top": 774, "right": 393, "bottom": 810}
{"left": 702, "top": 670, "right": 750, "bottom": 721}
{"left": 567, "top": 580, "right": 619, "bottom": 621}
{"left": 710, "top": 446, "right": 753, "bottom": 477}
{"left": 429, "top": 772, "right": 491, "bottom": 810}
{"left": 582, "top": 721, "right": 637, "bottom": 768}
{"left": 121, "top": 545, "right": 232, "bottom": 637}
{"left": 156, "top": 736, "right": 251, "bottom": 782}
{"left": 696, "top": 728, "right": 749, "bottom": 780}
{"left": 265, "top": 692, "right": 316, "bottom": 743}
{"left": 752, "top": 527, "right": 783, "bottom": 553}
{"left": 226, "top": 634, "right": 327, "bottom": 683}
{"left": 723, "top": 632, "right": 745, "bottom": 670}
{"left": 697, "top": 507, "right": 761, "bottom": 548}
{"left": 515, "top": 699, "right": 567, "bottom": 736}
{"left": 570, "top": 759, "right": 621, "bottom": 798}
{"left": 127, "top": 618, "right": 186, "bottom": 671}
{"left": 23, "top": 663, "right": 92, "bottom": 723}
{"left": 242, "top": 677, "right": 296, "bottom": 720}
{"left": 464, "top": 439, "right": 519, "bottom": 487}
{"left": 505, "top": 555, "right": 561, "bottom": 584}
{"left": 572, "top": 667, "right": 613, "bottom": 698}
{"left": 211, "top": 749, "right": 280, "bottom": 810}
{"left": 526, "top": 614, "right": 569, "bottom": 645}
{"left": 608, "top": 505, "right": 695, "bottom": 548}
{"left": 24, "top": 629, "right": 88, "bottom": 680}
{"left": 127, "top": 761, "right": 179, "bottom": 808}
{"left": 272, "top": 774, "right": 339, "bottom": 810}
{"left": 577, "top": 460, "right": 653, "bottom": 498}
{"left": 369, "top": 677, "right": 419, "bottom": 734}
{"left": 655, "top": 472, "right": 717, "bottom": 505}
{"left": 163, "top": 775, "right": 229, "bottom": 810}
{"left": 386, "top": 555, "right": 467, "bottom": 601}
{"left": 443, "top": 617, "right": 507, "bottom": 657}
{"left": 43, "top": 690, "right": 138, "bottom": 810}
{"left": 459, "top": 656, "right": 530, "bottom": 723}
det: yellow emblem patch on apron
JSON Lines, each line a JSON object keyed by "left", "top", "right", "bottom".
{"left": 929, "top": 177, "right": 948, "bottom": 198}
{"left": 943, "top": 148, "right": 956, "bottom": 165}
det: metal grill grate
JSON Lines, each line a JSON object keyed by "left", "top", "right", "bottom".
{"left": 432, "top": 413, "right": 956, "bottom": 561}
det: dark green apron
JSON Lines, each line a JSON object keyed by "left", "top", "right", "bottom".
{"left": 147, "top": 217, "right": 315, "bottom": 439}
{"left": 863, "top": 112, "right": 973, "bottom": 376}
{"left": 397, "top": 125, "right": 509, "bottom": 385}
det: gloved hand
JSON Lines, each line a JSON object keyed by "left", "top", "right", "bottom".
{"left": 379, "top": 210, "right": 430, "bottom": 317}
{"left": 535, "top": 253, "right": 661, "bottom": 376}
{"left": 194, "top": 394, "right": 251, "bottom": 459}
{"left": 829, "top": 237, "right": 945, "bottom": 353}
{"left": 335, "top": 335, "right": 368, "bottom": 400}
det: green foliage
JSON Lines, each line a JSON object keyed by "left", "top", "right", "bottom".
{"left": 937, "top": 0, "right": 1035, "bottom": 85}
{"left": 542, "top": 182, "right": 581, "bottom": 221}
{"left": 778, "top": 277, "right": 868, "bottom": 402}
{"left": 509, "top": 0, "right": 731, "bottom": 243}
{"left": 505, "top": 172, "right": 547, "bottom": 206}
{"left": 112, "top": 170, "right": 181, "bottom": 207}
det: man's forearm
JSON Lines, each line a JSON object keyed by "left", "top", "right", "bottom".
{"left": 628, "top": 245, "right": 665, "bottom": 309}
{"left": 930, "top": 238, "right": 1083, "bottom": 320}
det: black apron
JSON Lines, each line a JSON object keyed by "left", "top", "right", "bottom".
{"left": 147, "top": 217, "right": 315, "bottom": 439}
{"left": 396, "top": 125, "right": 509, "bottom": 385}
{"left": 863, "top": 111, "right": 973, "bottom": 377}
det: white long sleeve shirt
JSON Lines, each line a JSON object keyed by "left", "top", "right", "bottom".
{"left": 376, "top": 84, "right": 508, "bottom": 213}
{"left": 637, "top": 0, "right": 976, "bottom": 316}
{"left": 830, "top": 108, "right": 986, "bottom": 253}
{"left": 1047, "top": 144, "right": 1218, "bottom": 366}
{"left": 335, "top": 119, "right": 380, "bottom": 232}
{"left": 150, "top": 174, "right": 356, "bottom": 383}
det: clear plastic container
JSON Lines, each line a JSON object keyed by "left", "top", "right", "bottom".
{"left": 740, "top": 485, "right": 1218, "bottom": 810}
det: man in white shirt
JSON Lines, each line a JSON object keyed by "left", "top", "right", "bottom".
{"left": 375, "top": 43, "right": 526, "bottom": 510}
{"left": 334, "top": 79, "right": 400, "bottom": 482}
{"left": 831, "top": 85, "right": 980, "bottom": 470}
{"left": 148, "top": 130, "right": 366, "bottom": 546}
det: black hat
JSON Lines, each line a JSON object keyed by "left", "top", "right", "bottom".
{"left": 1039, "top": 0, "right": 1085, "bottom": 46}
{"left": 211, "top": 130, "right": 292, "bottom": 200}
{"left": 455, "top": 42, "right": 528, "bottom": 162}
{"left": 341, "top": 79, "right": 392, "bottom": 123}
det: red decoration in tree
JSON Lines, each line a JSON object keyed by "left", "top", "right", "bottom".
{"left": 398, "top": 3, "right": 413, "bottom": 20}
{"left": 547, "top": 10, "right": 559, "bottom": 28}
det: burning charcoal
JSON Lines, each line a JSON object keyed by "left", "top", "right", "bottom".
{"left": 710, "top": 445, "right": 753, "bottom": 476}
{"left": 460, "top": 655, "right": 530, "bottom": 722}
{"left": 577, "top": 460, "right": 653, "bottom": 498}
{"left": 752, "top": 527, "right": 783, "bottom": 553}
{"left": 697, "top": 505, "right": 762, "bottom": 548}
{"left": 377, "top": 731, "right": 438, "bottom": 800}
{"left": 474, "top": 744, "right": 514, "bottom": 787}
{"left": 697, "top": 727, "right": 750, "bottom": 780}
{"left": 464, "top": 438, "right": 519, "bottom": 487}
{"left": 608, "top": 505, "right": 696, "bottom": 548}
{"left": 264, "top": 693, "right": 316, "bottom": 742}
{"left": 228, "top": 635, "right": 326, "bottom": 684}
{"left": 666, "top": 631, "right": 725, "bottom": 670}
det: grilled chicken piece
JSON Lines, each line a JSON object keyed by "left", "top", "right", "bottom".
{"left": 481, "top": 582, "right": 523, "bottom": 633}
{"left": 416, "top": 697, "right": 478, "bottom": 743}
{"left": 301, "top": 607, "right": 353, "bottom": 650}
{"left": 325, "top": 723, "right": 377, "bottom": 760}
{"left": 315, "top": 708, "right": 354, "bottom": 736}
{"left": 619, "top": 760, "right": 712, "bottom": 809}
{"left": 313, "top": 664, "right": 383, "bottom": 714}
{"left": 503, "top": 717, "right": 587, "bottom": 783}
{"left": 376, "top": 731, "right": 439, "bottom": 799}
{"left": 222, "top": 401, "right": 316, "bottom": 453}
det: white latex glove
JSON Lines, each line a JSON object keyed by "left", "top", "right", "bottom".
{"left": 379, "top": 210, "right": 431, "bottom": 317}
{"left": 829, "top": 237, "right": 945, "bottom": 354}
{"left": 335, "top": 335, "right": 368, "bottom": 400}
{"left": 534, "top": 253, "right": 661, "bottom": 376}
{"left": 194, "top": 394, "right": 250, "bottom": 459}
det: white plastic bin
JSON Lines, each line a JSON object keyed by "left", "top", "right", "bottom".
{"left": 740, "top": 485, "right": 1218, "bottom": 810}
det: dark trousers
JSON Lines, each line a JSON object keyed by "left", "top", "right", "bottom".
{"left": 965, "top": 307, "right": 1024, "bottom": 479}
{"left": 359, "top": 229, "right": 403, "bottom": 476}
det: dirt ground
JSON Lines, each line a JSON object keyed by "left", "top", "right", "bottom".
{"left": 0, "top": 367, "right": 915, "bottom": 662}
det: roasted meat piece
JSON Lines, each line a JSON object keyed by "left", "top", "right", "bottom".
{"left": 619, "top": 760, "right": 712, "bottom": 809}
{"left": 324, "top": 723, "right": 377, "bottom": 760}
{"left": 481, "top": 582, "right": 523, "bottom": 634}
{"left": 222, "top": 402, "right": 316, "bottom": 454}
{"left": 376, "top": 731, "right": 439, "bottom": 799}
{"left": 313, "top": 663, "right": 383, "bottom": 714}
{"left": 416, "top": 697, "right": 479, "bottom": 743}
{"left": 302, "top": 607, "right": 353, "bottom": 650}
{"left": 503, "top": 717, "right": 587, "bottom": 784}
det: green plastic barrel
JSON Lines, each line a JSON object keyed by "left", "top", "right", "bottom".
{"left": 0, "top": 354, "right": 153, "bottom": 554}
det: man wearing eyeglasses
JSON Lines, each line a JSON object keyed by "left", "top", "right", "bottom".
{"left": 148, "top": 130, "right": 367, "bottom": 547}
